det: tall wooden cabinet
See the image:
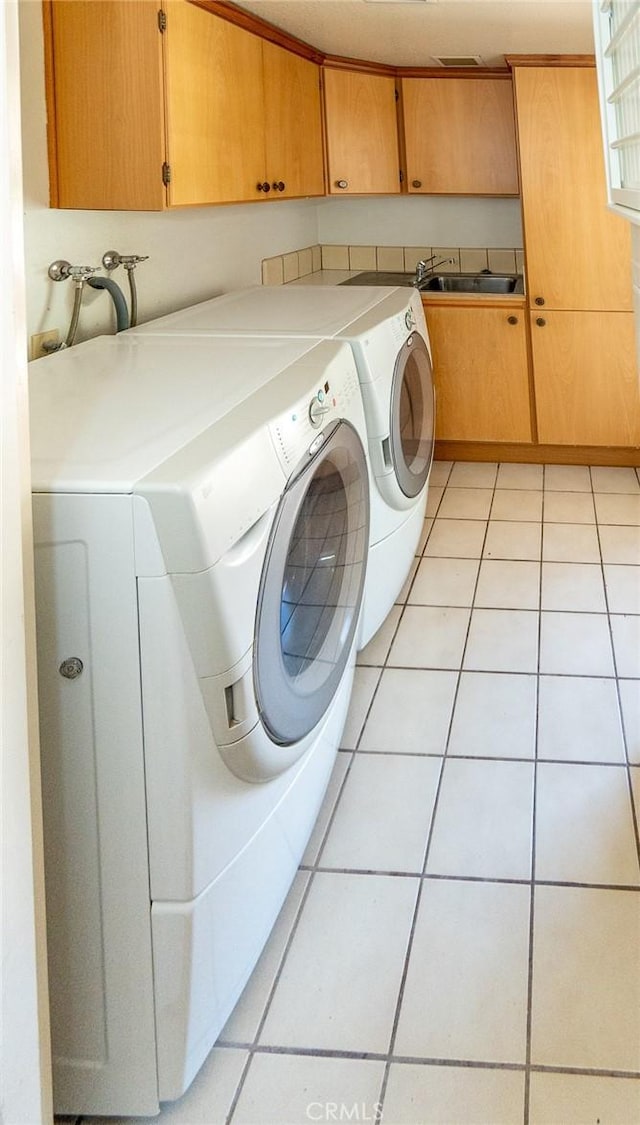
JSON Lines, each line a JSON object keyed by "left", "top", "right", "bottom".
{"left": 323, "top": 68, "right": 400, "bottom": 195}
{"left": 46, "top": 0, "right": 325, "bottom": 209}
{"left": 513, "top": 64, "right": 640, "bottom": 449}
{"left": 402, "top": 78, "right": 519, "bottom": 195}
{"left": 515, "top": 66, "right": 632, "bottom": 313}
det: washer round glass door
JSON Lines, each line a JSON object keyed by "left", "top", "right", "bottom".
{"left": 389, "top": 332, "right": 435, "bottom": 499}
{"left": 254, "top": 420, "right": 369, "bottom": 747}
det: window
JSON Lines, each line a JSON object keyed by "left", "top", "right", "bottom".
{"left": 594, "top": 0, "right": 640, "bottom": 219}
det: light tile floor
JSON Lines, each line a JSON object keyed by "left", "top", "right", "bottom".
{"left": 89, "top": 462, "right": 640, "bottom": 1125}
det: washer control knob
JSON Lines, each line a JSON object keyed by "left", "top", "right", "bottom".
{"left": 405, "top": 310, "right": 415, "bottom": 330}
{"left": 309, "top": 395, "right": 330, "bottom": 428}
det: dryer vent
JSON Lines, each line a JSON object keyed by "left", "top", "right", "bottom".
{"left": 431, "top": 55, "right": 486, "bottom": 67}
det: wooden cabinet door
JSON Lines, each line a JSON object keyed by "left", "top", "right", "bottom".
{"left": 424, "top": 304, "right": 533, "bottom": 442}
{"left": 514, "top": 67, "right": 633, "bottom": 312}
{"left": 402, "top": 78, "right": 518, "bottom": 195}
{"left": 49, "top": 0, "right": 166, "bottom": 210}
{"left": 323, "top": 69, "right": 400, "bottom": 195}
{"left": 530, "top": 311, "right": 640, "bottom": 446}
{"left": 263, "top": 42, "right": 324, "bottom": 198}
{"left": 163, "top": 2, "right": 266, "bottom": 206}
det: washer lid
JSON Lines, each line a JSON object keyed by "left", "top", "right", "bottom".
{"left": 126, "top": 284, "right": 398, "bottom": 338}
{"left": 29, "top": 334, "right": 319, "bottom": 493}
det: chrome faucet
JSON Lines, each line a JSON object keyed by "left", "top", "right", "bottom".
{"left": 414, "top": 255, "right": 456, "bottom": 285}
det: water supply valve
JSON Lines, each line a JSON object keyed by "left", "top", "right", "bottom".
{"left": 102, "top": 250, "right": 149, "bottom": 272}
{"left": 48, "top": 260, "right": 100, "bottom": 284}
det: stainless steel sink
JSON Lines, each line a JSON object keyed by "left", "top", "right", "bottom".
{"left": 421, "top": 273, "right": 523, "bottom": 294}
{"left": 339, "top": 270, "right": 524, "bottom": 294}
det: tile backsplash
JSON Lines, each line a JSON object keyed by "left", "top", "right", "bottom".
{"left": 262, "top": 244, "right": 525, "bottom": 284}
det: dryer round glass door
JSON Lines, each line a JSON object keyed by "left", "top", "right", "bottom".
{"left": 390, "top": 332, "right": 435, "bottom": 499}
{"left": 254, "top": 420, "right": 369, "bottom": 747}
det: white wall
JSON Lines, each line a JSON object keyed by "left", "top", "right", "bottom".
{"left": 317, "top": 194, "right": 523, "bottom": 248}
{"left": 1, "top": 1, "right": 52, "bottom": 1121}
{"left": 18, "top": 1, "right": 319, "bottom": 343}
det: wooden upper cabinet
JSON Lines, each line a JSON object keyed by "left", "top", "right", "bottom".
{"left": 262, "top": 42, "right": 324, "bottom": 198}
{"left": 45, "top": 0, "right": 325, "bottom": 210}
{"left": 402, "top": 78, "right": 519, "bottom": 195}
{"left": 164, "top": 2, "right": 266, "bottom": 206}
{"left": 323, "top": 69, "right": 400, "bottom": 195}
{"left": 47, "top": 0, "right": 166, "bottom": 210}
{"left": 514, "top": 66, "right": 633, "bottom": 312}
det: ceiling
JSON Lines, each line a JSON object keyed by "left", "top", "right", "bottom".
{"left": 232, "top": 0, "right": 594, "bottom": 68}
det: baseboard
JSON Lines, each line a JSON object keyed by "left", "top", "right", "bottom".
{"left": 434, "top": 441, "right": 640, "bottom": 467}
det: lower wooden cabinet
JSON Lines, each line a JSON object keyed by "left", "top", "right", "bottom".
{"left": 424, "top": 302, "right": 533, "bottom": 443}
{"left": 530, "top": 311, "right": 640, "bottom": 448}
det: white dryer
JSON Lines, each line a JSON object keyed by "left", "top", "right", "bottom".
{"left": 129, "top": 285, "right": 435, "bottom": 646}
{"left": 29, "top": 333, "right": 369, "bottom": 1115}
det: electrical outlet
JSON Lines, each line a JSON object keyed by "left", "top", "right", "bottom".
{"left": 30, "top": 329, "right": 60, "bottom": 360}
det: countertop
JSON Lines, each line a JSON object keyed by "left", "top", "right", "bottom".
{"left": 287, "top": 270, "right": 361, "bottom": 286}
{"left": 287, "top": 270, "right": 526, "bottom": 305}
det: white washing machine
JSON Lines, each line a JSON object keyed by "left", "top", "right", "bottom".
{"left": 130, "top": 285, "right": 435, "bottom": 646}
{"left": 29, "top": 332, "right": 370, "bottom": 1115}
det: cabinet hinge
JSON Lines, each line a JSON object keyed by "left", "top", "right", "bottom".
{"left": 395, "top": 88, "right": 399, "bottom": 101}
{"left": 399, "top": 169, "right": 404, "bottom": 184}
{"left": 158, "top": 9, "right": 167, "bottom": 32}
{"left": 162, "top": 162, "right": 171, "bottom": 185}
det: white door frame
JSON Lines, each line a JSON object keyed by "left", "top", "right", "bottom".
{"left": 0, "top": 1, "right": 52, "bottom": 1120}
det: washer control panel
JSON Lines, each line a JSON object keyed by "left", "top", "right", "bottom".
{"left": 270, "top": 352, "right": 361, "bottom": 474}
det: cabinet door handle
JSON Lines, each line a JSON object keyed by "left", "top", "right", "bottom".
{"left": 411, "top": 179, "right": 422, "bottom": 188}
{"left": 536, "top": 317, "right": 546, "bottom": 327}
{"left": 272, "top": 181, "right": 285, "bottom": 192}
{"left": 256, "top": 181, "right": 271, "bottom": 193}
{"left": 335, "top": 180, "right": 348, "bottom": 189}
{"left": 507, "top": 315, "right": 518, "bottom": 325}
{"left": 535, "top": 296, "right": 545, "bottom": 306}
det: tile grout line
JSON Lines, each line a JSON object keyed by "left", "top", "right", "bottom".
{"left": 223, "top": 857, "right": 322, "bottom": 1124}
{"left": 224, "top": 744, "right": 359, "bottom": 1123}
{"left": 215, "top": 1039, "right": 640, "bottom": 1079}
{"left": 375, "top": 461, "right": 500, "bottom": 1123}
{"left": 340, "top": 747, "right": 634, "bottom": 768}
{"left": 346, "top": 461, "right": 448, "bottom": 752}
{"left": 590, "top": 466, "right": 640, "bottom": 872}
{"left": 357, "top": 660, "right": 636, "bottom": 681}
{"left": 523, "top": 461, "right": 546, "bottom": 1125}
{"left": 372, "top": 464, "right": 458, "bottom": 1120}
{"left": 355, "top": 467, "right": 452, "bottom": 1123}
{"left": 294, "top": 866, "right": 640, "bottom": 892}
